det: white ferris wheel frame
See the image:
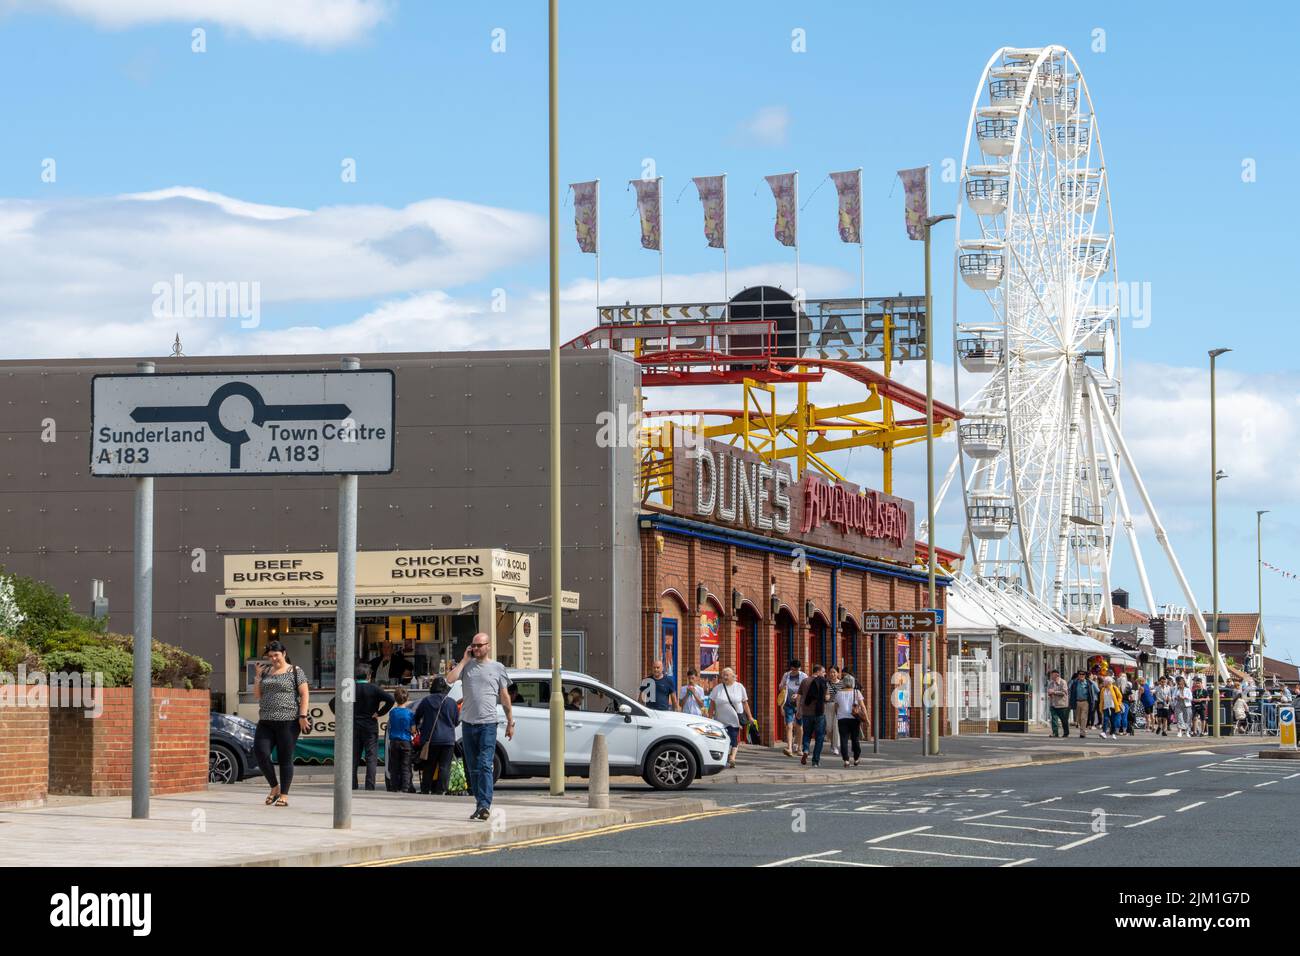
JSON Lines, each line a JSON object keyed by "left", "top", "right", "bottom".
{"left": 942, "top": 45, "right": 1222, "bottom": 672}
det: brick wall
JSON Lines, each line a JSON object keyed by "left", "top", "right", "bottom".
{"left": 0, "top": 701, "right": 49, "bottom": 808}
{"left": 48, "top": 688, "right": 209, "bottom": 797}
{"left": 642, "top": 524, "right": 950, "bottom": 746}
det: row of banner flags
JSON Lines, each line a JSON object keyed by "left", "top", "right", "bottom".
{"left": 1263, "top": 561, "right": 1298, "bottom": 582}
{"left": 568, "top": 167, "right": 930, "bottom": 256}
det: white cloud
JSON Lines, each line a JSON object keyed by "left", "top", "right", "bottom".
{"left": 2, "top": 0, "right": 388, "bottom": 47}
{"left": 1120, "top": 361, "right": 1300, "bottom": 505}
{"left": 0, "top": 187, "right": 545, "bottom": 358}
{"left": 732, "top": 106, "right": 790, "bottom": 147}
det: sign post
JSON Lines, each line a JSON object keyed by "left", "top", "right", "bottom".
{"left": 334, "top": 357, "right": 361, "bottom": 830}
{"left": 92, "top": 362, "right": 394, "bottom": 824}
{"left": 131, "top": 361, "right": 155, "bottom": 820}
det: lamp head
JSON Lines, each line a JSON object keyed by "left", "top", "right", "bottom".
{"left": 1215, "top": 469, "right": 1228, "bottom": 481}
{"left": 1209, "top": 348, "right": 1232, "bottom": 359}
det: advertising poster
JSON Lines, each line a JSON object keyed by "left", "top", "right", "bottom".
{"left": 896, "top": 635, "right": 911, "bottom": 736}
{"left": 661, "top": 619, "right": 678, "bottom": 681}
{"left": 699, "top": 607, "right": 720, "bottom": 678}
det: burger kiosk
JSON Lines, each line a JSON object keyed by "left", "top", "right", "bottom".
{"left": 217, "top": 548, "right": 544, "bottom": 760}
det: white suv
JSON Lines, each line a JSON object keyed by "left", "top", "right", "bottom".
{"left": 449, "top": 669, "right": 729, "bottom": 790}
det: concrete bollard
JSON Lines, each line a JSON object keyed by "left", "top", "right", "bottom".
{"left": 589, "top": 733, "right": 609, "bottom": 809}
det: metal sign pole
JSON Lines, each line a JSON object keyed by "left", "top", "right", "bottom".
{"left": 131, "top": 360, "right": 155, "bottom": 820}
{"left": 334, "top": 356, "right": 360, "bottom": 828}
{"left": 872, "top": 630, "right": 879, "bottom": 754}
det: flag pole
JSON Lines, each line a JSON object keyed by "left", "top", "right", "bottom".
{"left": 722, "top": 173, "right": 729, "bottom": 306}
{"left": 658, "top": 175, "right": 665, "bottom": 320}
{"left": 793, "top": 170, "right": 801, "bottom": 298}
{"left": 858, "top": 167, "right": 865, "bottom": 353}
{"left": 595, "top": 178, "right": 601, "bottom": 310}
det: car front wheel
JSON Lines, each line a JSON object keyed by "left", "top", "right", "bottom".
{"left": 209, "top": 742, "right": 240, "bottom": 784}
{"left": 643, "top": 742, "right": 697, "bottom": 791}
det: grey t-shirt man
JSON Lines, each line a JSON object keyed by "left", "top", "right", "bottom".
{"left": 460, "top": 657, "right": 510, "bottom": 724}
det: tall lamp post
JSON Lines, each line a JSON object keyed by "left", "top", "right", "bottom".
{"left": 547, "top": 0, "right": 565, "bottom": 795}
{"left": 924, "top": 212, "right": 954, "bottom": 756}
{"left": 1256, "top": 510, "right": 1269, "bottom": 684}
{"left": 1209, "top": 347, "right": 1230, "bottom": 736}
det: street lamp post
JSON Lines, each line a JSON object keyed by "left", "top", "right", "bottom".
{"left": 1256, "top": 510, "right": 1269, "bottom": 685}
{"left": 924, "top": 213, "right": 954, "bottom": 756}
{"left": 1209, "top": 347, "right": 1230, "bottom": 737}
{"left": 547, "top": 0, "right": 565, "bottom": 796}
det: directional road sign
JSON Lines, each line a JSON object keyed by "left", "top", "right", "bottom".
{"left": 91, "top": 370, "right": 395, "bottom": 477}
{"left": 861, "top": 610, "right": 937, "bottom": 633}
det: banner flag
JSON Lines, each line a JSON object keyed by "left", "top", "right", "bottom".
{"left": 692, "top": 175, "right": 726, "bottom": 249}
{"left": 631, "top": 178, "right": 662, "bottom": 251}
{"left": 764, "top": 172, "right": 797, "bottom": 247}
{"left": 897, "top": 166, "right": 929, "bottom": 240}
{"left": 829, "top": 169, "right": 862, "bottom": 244}
{"left": 570, "top": 180, "right": 598, "bottom": 254}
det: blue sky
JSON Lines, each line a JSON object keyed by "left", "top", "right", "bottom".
{"left": 0, "top": 0, "right": 1296, "bottom": 660}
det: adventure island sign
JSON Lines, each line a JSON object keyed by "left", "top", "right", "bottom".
{"left": 670, "top": 438, "right": 915, "bottom": 564}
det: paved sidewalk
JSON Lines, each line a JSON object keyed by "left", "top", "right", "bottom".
{"left": 702, "top": 730, "right": 1264, "bottom": 786}
{"left": 0, "top": 781, "right": 716, "bottom": 867}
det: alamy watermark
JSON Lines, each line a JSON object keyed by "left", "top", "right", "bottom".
{"left": 151, "top": 273, "right": 261, "bottom": 328}
{"left": 0, "top": 665, "right": 104, "bottom": 718}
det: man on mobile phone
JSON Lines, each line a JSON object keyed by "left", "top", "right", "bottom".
{"left": 445, "top": 633, "right": 514, "bottom": 822}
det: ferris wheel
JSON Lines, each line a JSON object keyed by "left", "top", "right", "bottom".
{"left": 946, "top": 46, "right": 1129, "bottom": 626}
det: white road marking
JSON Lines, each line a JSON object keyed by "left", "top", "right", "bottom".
{"left": 865, "top": 826, "right": 932, "bottom": 844}
{"left": 1078, "top": 786, "right": 1109, "bottom": 793}
{"left": 1165, "top": 770, "right": 1190, "bottom": 776}
{"left": 1104, "top": 788, "right": 1180, "bottom": 798}
{"left": 1001, "top": 858, "right": 1035, "bottom": 867}
{"left": 869, "top": 846, "right": 1015, "bottom": 862}
{"left": 1023, "top": 796, "right": 1062, "bottom": 806}
{"left": 761, "top": 850, "right": 851, "bottom": 868}
{"left": 1176, "top": 801, "right": 1205, "bottom": 812}
{"left": 1044, "top": 808, "right": 1141, "bottom": 816}
{"left": 1286, "top": 773, "right": 1300, "bottom": 780}
{"left": 1000, "top": 815, "right": 1092, "bottom": 825}
{"left": 916, "top": 830, "right": 1053, "bottom": 848}
{"left": 1124, "top": 815, "right": 1164, "bottom": 828}
{"left": 1254, "top": 780, "right": 1279, "bottom": 788}
{"left": 955, "top": 809, "right": 1007, "bottom": 822}
{"left": 1057, "top": 833, "right": 1107, "bottom": 851}
{"left": 1127, "top": 777, "right": 1157, "bottom": 783}
{"left": 1217, "top": 791, "right": 1243, "bottom": 799}
{"left": 774, "top": 802, "right": 798, "bottom": 809}
{"left": 967, "top": 822, "right": 1084, "bottom": 836}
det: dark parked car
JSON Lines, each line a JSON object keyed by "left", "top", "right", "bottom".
{"left": 209, "top": 712, "right": 258, "bottom": 784}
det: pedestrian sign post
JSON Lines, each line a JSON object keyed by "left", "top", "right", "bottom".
{"left": 861, "top": 610, "right": 937, "bottom": 633}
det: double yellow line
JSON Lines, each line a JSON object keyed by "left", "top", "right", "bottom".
{"left": 353, "top": 807, "right": 747, "bottom": 867}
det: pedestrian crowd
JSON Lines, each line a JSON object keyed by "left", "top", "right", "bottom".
{"left": 1043, "top": 666, "right": 1293, "bottom": 740}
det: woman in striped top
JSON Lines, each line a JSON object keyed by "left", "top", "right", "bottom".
{"left": 252, "top": 640, "right": 310, "bottom": 807}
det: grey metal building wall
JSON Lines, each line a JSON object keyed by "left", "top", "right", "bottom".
{"left": 0, "top": 349, "right": 641, "bottom": 690}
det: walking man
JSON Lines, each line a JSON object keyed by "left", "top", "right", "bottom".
{"left": 797, "top": 665, "right": 830, "bottom": 766}
{"left": 639, "top": 659, "right": 677, "bottom": 712}
{"left": 1046, "top": 670, "right": 1070, "bottom": 738}
{"left": 329, "top": 664, "right": 395, "bottom": 791}
{"left": 445, "top": 633, "right": 515, "bottom": 821}
{"left": 1069, "top": 670, "right": 1095, "bottom": 738}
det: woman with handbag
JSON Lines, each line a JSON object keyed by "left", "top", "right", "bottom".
{"left": 252, "top": 640, "right": 310, "bottom": 808}
{"left": 835, "top": 674, "right": 867, "bottom": 767}
{"left": 413, "top": 676, "right": 459, "bottom": 795}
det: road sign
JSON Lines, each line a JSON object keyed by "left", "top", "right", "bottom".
{"left": 861, "top": 610, "right": 937, "bottom": 633}
{"left": 91, "top": 370, "right": 395, "bottom": 477}
{"left": 1280, "top": 706, "right": 1296, "bottom": 749}
{"left": 930, "top": 607, "right": 945, "bottom": 626}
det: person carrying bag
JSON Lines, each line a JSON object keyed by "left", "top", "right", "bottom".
{"left": 412, "top": 676, "right": 459, "bottom": 795}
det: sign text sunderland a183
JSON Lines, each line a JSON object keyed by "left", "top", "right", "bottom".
{"left": 91, "top": 370, "right": 395, "bottom": 477}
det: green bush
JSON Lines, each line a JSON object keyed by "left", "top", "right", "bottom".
{"left": 0, "top": 571, "right": 210, "bottom": 688}
{"left": 1, "top": 569, "right": 106, "bottom": 647}
{"left": 0, "top": 636, "right": 41, "bottom": 674}
{"left": 42, "top": 645, "right": 134, "bottom": 688}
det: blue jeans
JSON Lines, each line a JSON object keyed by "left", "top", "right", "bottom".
{"left": 801, "top": 715, "right": 826, "bottom": 764}
{"left": 461, "top": 721, "right": 497, "bottom": 811}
